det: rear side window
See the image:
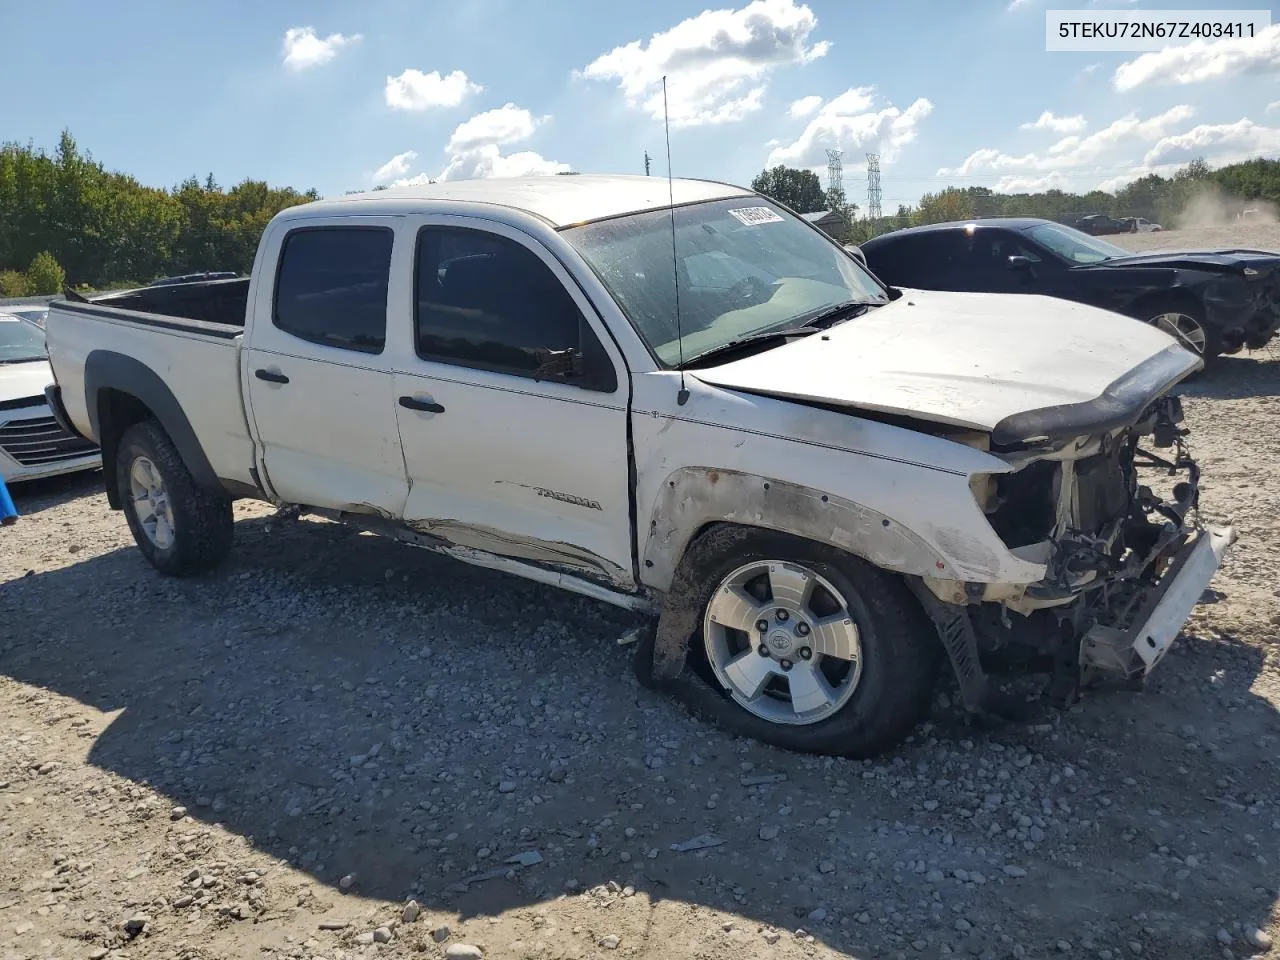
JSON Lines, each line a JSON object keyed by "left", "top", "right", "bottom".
{"left": 273, "top": 226, "right": 394, "bottom": 354}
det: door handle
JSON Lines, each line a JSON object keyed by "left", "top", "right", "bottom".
{"left": 255, "top": 368, "right": 290, "bottom": 384}
{"left": 399, "top": 395, "right": 445, "bottom": 413}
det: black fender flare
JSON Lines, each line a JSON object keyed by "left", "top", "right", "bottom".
{"left": 84, "top": 350, "right": 222, "bottom": 509}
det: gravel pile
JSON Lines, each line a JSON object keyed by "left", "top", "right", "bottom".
{"left": 2, "top": 230, "right": 1278, "bottom": 959}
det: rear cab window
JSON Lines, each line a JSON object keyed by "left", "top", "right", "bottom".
{"left": 272, "top": 226, "right": 395, "bottom": 354}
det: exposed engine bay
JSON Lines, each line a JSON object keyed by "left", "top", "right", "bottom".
{"left": 915, "top": 393, "right": 1237, "bottom": 716}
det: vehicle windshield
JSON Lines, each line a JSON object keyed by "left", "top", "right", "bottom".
{"left": 561, "top": 197, "right": 888, "bottom": 366}
{"left": 0, "top": 315, "right": 49, "bottom": 364}
{"left": 1027, "top": 222, "right": 1131, "bottom": 264}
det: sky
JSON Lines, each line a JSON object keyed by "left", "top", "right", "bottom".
{"left": 4, "top": 0, "right": 1280, "bottom": 208}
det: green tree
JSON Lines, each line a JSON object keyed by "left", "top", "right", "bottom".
{"left": 914, "top": 187, "right": 975, "bottom": 225}
{"left": 24, "top": 251, "right": 65, "bottom": 295}
{"left": 751, "top": 165, "right": 827, "bottom": 213}
{"left": 0, "top": 270, "right": 27, "bottom": 297}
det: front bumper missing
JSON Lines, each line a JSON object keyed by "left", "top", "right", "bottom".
{"left": 1081, "top": 522, "right": 1237, "bottom": 679}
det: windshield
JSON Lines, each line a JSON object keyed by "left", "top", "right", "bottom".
{"left": 562, "top": 197, "right": 888, "bottom": 366}
{"left": 1027, "top": 222, "right": 1131, "bottom": 264}
{"left": 0, "top": 315, "right": 48, "bottom": 363}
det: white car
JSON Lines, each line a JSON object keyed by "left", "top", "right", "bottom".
{"left": 42, "top": 175, "right": 1234, "bottom": 757}
{"left": 0, "top": 313, "right": 101, "bottom": 483}
{"left": 1131, "top": 217, "right": 1163, "bottom": 233}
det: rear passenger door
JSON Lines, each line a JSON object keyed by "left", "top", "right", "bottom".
{"left": 243, "top": 217, "right": 409, "bottom": 515}
{"left": 387, "top": 217, "right": 635, "bottom": 590}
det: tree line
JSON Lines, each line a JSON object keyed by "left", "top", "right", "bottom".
{"left": 0, "top": 130, "right": 318, "bottom": 294}
{"left": 4, "top": 129, "right": 1277, "bottom": 294}
{"left": 752, "top": 157, "right": 1280, "bottom": 243}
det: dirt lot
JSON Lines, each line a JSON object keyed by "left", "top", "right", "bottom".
{"left": 3, "top": 228, "right": 1279, "bottom": 960}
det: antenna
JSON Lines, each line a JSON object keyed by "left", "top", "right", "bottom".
{"left": 663, "top": 76, "right": 689, "bottom": 406}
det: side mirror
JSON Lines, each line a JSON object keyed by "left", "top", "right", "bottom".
{"left": 1007, "top": 255, "right": 1036, "bottom": 270}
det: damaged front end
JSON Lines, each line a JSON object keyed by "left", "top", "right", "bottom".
{"left": 915, "top": 392, "right": 1237, "bottom": 717}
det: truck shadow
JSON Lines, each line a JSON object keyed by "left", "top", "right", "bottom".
{"left": 6, "top": 467, "right": 105, "bottom": 515}
{"left": 1175, "top": 351, "right": 1280, "bottom": 401}
{"left": 2, "top": 513, "right": 1278, "bottom": 956}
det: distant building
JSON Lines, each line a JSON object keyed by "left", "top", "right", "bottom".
{"left": 800, "top": 209, "right": 847, "bottom": 241}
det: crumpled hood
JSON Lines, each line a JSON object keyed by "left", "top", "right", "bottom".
{"left": 0, "top": 360, "right": 54, "bottom": 408}
{"left": 1092, "top": 249, "right": 1280, "bottom": 272}
{"left": 693, "top": 288, "right": 1199, "bottom": 436}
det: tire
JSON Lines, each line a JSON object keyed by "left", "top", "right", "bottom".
{"left": 1137, "top": 298, "right": 1220, "bottom": 362}
{"left": 676, "top": 527, "right": 942, "bottom": 758}
{"left": 116, "top": 419, "right": 234, "bottom": 577}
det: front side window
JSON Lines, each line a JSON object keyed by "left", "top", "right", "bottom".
{"left": 561, "top": 197, "right": 889, "bottom": 367}
{"left": 1025, "top": 223, "right": 1129, "bottom": 265}
{"left": 273, "top": 226, "right": 393, "bottom": 354}
{"left": 414, "top": 226, "right": 613, "bottom": 389}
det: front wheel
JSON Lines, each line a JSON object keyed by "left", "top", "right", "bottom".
{"left": 116, "top": 420, "right": 234, "bottom": 576}
{"left": 686, "top": 529, "right": 942, "bottom": 758}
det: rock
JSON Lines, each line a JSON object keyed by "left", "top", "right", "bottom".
{"left": 339, "top": 873, "right": 356, "bottom": 890}
{"left": 373, "top": 926, "right": 393, "bottom": 943}
{"left": 818, "top": 860, "right": 836, "bottom": 874}
{"left": 1003, "top": 865, "right": 1028, "bottom": 878}
{"left": 600, "top": 934, "right": 621, "bottom": 949}
{"left": 759, "top": 825, "right": 780, "bottom": 841}
{"left": 89, "top": 950, "right": 110, "bottom": 960}
{"left": 173, "top": 895, "right": 194, "bottom": 909}
{"left": 432, "top": 925, "right": 451, "bottom": 942}
{"left": 446, "top": 945, "right": 485, "bottom": 960}
{"left": 124, "top": 913, "right": 150, "bottom": 936}
{"left": 763, "top": 930, "right": 781, "bottom": 944}
{"left": 355, "top": 932, "right": 375, "bottom": 945}
{"left": 926, "top": 869, "right": 944, "bottom": 883}
{"left": 170, "top": 806, "right": 187, "bottom": 820}
{"left": 1246, "top": 928, "right": 1272, "bottom": 950}
{"left": 807, "top": 908, "right": 828, "bottom": 922}
{"left": 402, "top": 900, "right": 422, "bottom": 923}
{"left": 498, "top": 781, "right": 517, "bottom": 794}
{"left": 1216, "top": 929, "right": 1232, "bottom": 946}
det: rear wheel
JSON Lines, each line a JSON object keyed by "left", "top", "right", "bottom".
{"left": 1139, "top": 299, "right": 1219, "bottom": 361}
{"left": 116, "top": 420, "right": 233, "bottom": 576}
{"left": 685, "top": 529, "right": 942, "bottom": 758}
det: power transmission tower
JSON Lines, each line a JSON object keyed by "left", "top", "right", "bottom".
{"left": 824, "top": 148, "right": 843, "bottom": 196}
{"left": 644, "top": 151, "right": 652, "bottom": 176}
{"left": 866, "top": 153, "right": 883, "bottom": 223}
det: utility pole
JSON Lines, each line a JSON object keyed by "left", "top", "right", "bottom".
{"left": 866, "top": 152, "right": 883, "bottom": 224}
{"left": 824, "top": 148, "right": 842, "bottom": 197}
{"left": 644, "top": 150, "right": 652, "bottom": 176}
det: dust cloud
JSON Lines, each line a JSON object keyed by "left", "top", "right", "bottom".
{"left": 1176, "top": 191, "right": 1278, "bottom": 229}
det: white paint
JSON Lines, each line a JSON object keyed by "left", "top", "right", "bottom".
{"left": 694, "top": 287, "right": 1195, "bottom": 431}
{"left": 0, "top": 353, "right": 101, "bottom": 482}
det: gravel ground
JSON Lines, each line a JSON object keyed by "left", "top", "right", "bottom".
{"left": 2, "top": 228, "right": 1279, "bottom": 960}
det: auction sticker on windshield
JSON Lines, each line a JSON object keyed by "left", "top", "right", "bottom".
{"left": 728, "top": 207, "right": 784, "bottom": 226}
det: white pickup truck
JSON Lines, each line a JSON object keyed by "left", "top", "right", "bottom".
{"left": 42, "top": 174, "right": 1235, "bottom": 757}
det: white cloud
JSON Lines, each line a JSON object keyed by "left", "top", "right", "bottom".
{"left": 1267, "top": 100, "right": 1280, "bottom": 113}
{"left": 1080, "top": 63, "right": 1101, "bottom": 75}
{"left": 281, "top": 26, "right": 360, "bottom": 72}
{"left": 429, "top": 104, "right": 569, "bottom": 181}
{"left": 788, "top": 95, "right": 823, "bottom": 119}
{"left": 1020, "top": 110, "right": 1087, "bottom": 134}
{"left": 994, "top": 172, "right": 1071, "bottom": 193}
{"left": 1142, "top": 118, "right": 1280, "bottom": 166}
{"left": 766, "top": 87, "right": 933, "bottom": 169}
{"left": 390, "top": 173, "right": 436, "bottom": 188}
{"left": 373, "top": 151, "right": 418, "bottom": 184}
{"left": 385, "top": 68, "right": 483, "bottom": 111}
{"left": 446, "top": 103, "right": 546, "bottom": 153}
{"left": 438, "top": 146, "right": 570, "bottom": 181}
{"left": 578, "top": 0, "right": 829, "bottom": 127}
{"left": 1113, "top": 23, "right": 1280, "bottom": 91}
{"left": 938, "top": 105, "right": 1195, "bottom": 176}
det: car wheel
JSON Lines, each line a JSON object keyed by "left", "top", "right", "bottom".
{"left": 683, "top": 528, "right": 942, "bottom": 758}
{"left": 1143, "top": 302, "right": 1219, "bottom": 360}
{"left": 117, "top": 419, "right": 234, "bottom": 576}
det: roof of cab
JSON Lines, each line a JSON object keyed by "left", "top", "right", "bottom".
{"left": 285, "top": 174, "right": 755, "bottom": 229}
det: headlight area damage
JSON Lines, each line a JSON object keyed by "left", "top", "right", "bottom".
{"left": 912, "top": 391, "right": 1237, "bottom": 721}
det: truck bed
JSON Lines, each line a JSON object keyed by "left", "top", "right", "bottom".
{"left": 86, "top": 277, "right": 249, "bottom": 328}
{"left": 44, "top": 284, "right": 259, "bottom": 495}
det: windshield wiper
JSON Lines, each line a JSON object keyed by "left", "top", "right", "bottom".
{"left": 796, "top": 299, "right": 878, "bottom": 329}
{"left": 681, "top": 325, "right": 822, "bottom": 368}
